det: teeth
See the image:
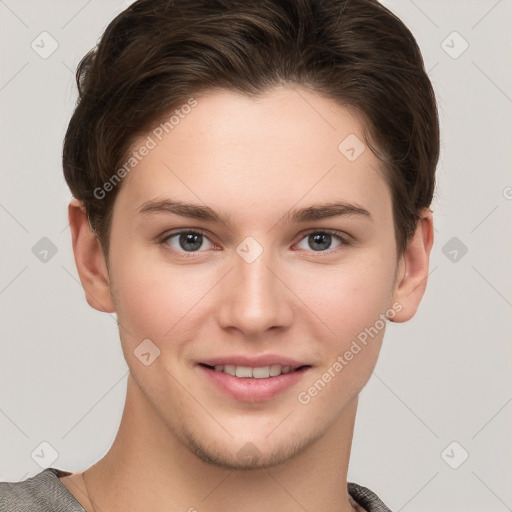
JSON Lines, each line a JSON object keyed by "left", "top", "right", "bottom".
{"left": 211, "top": 364, "right": 296, "bottom": 378}
{"left": 223, "top": 365, "right": 236, "bottom": 376}
{"left": 252, "top": 366, "right": 270, "bottom": 379}
{"left": 235, "top": 366, "right": 253, "bottom": 378}
{"left": 269, "top": 365, "right": 281, "bottom": 376}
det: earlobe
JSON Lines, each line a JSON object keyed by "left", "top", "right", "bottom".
{"left": 390, "top": 209, "right": 434, "bottom": 323}
{"left": 68, "top": 199, "right": 116, "bottom": 313}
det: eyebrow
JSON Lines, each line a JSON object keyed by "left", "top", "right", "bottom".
{"left": 138, "top": 199, "right": 371, "bottom": 225}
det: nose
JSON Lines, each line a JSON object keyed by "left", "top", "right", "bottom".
{"left": 216, "top": 246, "right": 294, "bottom": 338}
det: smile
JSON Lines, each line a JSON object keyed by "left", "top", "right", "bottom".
{"left": 198, "top": 362, "right": 311, "bottom": 402}
{"left": 201, "top": 363, "right": 303, "bottom": 378}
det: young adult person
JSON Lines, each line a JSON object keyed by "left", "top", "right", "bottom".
{"left": 0, "top": 0, "right": 438, "bottom": 510}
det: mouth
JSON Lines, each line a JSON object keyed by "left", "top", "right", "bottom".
{"left": 199, "top": 363, "right": 310, "bottom": 379}
{"left": 198, "top": 363, "right": 310, "bottom": 379}
{"left": 197, "top": 359, "right": 312, "bottom": 402}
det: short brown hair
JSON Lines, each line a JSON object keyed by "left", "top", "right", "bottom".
{"left": 63, "top": 0, "right": 439, "bottom": 259}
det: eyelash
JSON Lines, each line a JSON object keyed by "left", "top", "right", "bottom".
{"left": 160, "top": 228, "right": 350, "bottom": 258}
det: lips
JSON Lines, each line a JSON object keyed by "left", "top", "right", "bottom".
{"left": 196, "top": 355, "right": 312, "bottom": 402}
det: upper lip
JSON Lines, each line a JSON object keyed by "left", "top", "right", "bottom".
{"left": 199, "top": 354, "right": 310, "bottom": 369}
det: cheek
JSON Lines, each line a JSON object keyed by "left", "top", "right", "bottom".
{"left": 307, "top": 254, "right": 396, "bottom": 342}
{"left": 108, "top": 245, "right": 217, "bottom": 349}
{"left": 295, "top": 260, "right": 396, "bottom": 414}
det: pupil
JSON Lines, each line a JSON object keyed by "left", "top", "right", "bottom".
{"left": 310, "top": 233, "right": 331, "bottom": 251}
{"left": 180, "top": 233, "right": 202, "bottom": 251}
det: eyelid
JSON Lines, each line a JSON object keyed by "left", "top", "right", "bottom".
{"left": 161, "top": 227, "right": 212, "bottom": 240}
{"left": 298, "top": 228, "right": 350, "bottom": 243}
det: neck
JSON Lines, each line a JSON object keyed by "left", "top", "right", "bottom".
{"left": 82, "top": 374, "right": 358, "bottom": 512}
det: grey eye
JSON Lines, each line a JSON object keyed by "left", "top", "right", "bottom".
{"left": 164, "top": 231, "right": 213, "bottom": 252}
{"left": 296, "top": 232, "right": 343, "bottom": 252}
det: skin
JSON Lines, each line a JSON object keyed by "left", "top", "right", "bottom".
{"left": 61, "top": 86, "right": 433, "bottom": 512}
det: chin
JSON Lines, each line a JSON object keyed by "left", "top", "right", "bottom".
{"left": 182, "top": 427, "right": 315, "bottom": 471}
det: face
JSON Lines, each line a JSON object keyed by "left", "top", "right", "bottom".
{"left": 105, "top": 86, "right": 403, "bottom": 469}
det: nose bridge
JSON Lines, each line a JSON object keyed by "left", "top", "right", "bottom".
{"left": 217, "top": 239, "right": 292, "bottom": 334}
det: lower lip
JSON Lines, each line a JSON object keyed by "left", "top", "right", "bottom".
{"left": 197, "top": 365, "right": 311, "bottom": 402}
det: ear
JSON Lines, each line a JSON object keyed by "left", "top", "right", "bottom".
{"left": 68, "top": 199, "right": 116, "bottom": 313}
{"left": 390, "top": 208, "right": 434, "bottom": 323}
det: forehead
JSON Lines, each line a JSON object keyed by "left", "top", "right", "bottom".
{"left": 113, "top": 86, "right": 391, "bottom": 225}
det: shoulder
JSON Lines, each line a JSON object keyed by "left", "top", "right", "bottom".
{"left": 348, "top": 482, "right": 393, "bottom": 512}
{"left": 0, "top": 468, "right": 85, "bottom": 512}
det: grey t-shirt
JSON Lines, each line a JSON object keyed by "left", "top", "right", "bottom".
{"left": 0, "top": 467, "right": 393, "bottom": 511}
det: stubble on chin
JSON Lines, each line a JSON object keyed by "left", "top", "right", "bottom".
{"left": 180, "top": 425, "right": 319, "bottom": 471}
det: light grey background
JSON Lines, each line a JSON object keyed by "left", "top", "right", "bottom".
{"left": 0, "top": 1, "right": 511, "bottom": 511}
